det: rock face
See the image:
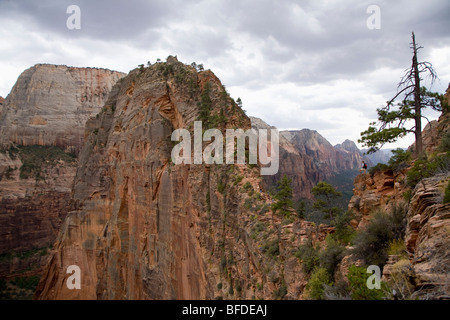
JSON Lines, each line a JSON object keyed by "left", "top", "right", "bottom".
{"left": 35, "top": 58, "right": 332, "bottom": 300}
{"left": 0, "top": 64, "right": 126, "bottom": 155}
{"left": 334, "top": 139, "right": 367, "bottom": 170}
{"left": 251, "top": 118, "right": 369, "bottom": 200}
{"left": 348, "top": 169, "right": 408, "bottom": 228}
{"left": 250, "top": 117, "right": 318, "bottom": 200}
{"left": 282, "top": 130, "right": 368, "bottom": 177}
{"left": 404, "top": 174, "right": 450, "bottom": 299}
{"left": 0, "top": 65, "right": 125, "bottom": 282}
{"left": 282, "top": 129, "right": 339, "bottom": 179}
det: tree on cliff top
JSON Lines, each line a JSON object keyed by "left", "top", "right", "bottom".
{"left": 359, "top": 32, "right": 448, "bottom": 157}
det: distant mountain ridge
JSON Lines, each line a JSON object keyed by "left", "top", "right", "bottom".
{"left": 250, "top": 117, "right": 371, "bottom": 200}
{"left": 361, "top": 148, "right": 395, "bottom": 165}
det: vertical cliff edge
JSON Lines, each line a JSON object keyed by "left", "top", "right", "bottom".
{"left": 35, "top": 57, "right": 333, "bottom": 300}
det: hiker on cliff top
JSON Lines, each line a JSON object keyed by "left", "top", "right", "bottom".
{"left": 360, "top": 160, "right": 367, "bottom": 173}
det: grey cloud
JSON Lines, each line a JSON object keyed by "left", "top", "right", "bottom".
{"left": 0, "top": 0, "right": 187, "bottom": 42}
{"left": 1, "top": 0, "right": 449, "bottom": 146}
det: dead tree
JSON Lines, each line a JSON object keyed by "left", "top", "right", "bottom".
{"left": 360, "top": 32, "right": 442, "bottom": 156}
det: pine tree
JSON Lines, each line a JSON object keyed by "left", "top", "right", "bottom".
{"left": 359, "top": 32, "right": 447, "bottom": 156}
{"left": 272, "top": 175, "right": 294, "bottom": 218}
{"left": 312, "top": 181, "right": 342, "bottom": 220}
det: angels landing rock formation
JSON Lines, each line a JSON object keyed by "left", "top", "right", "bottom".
{"left": 0, "top": 64, "right": 126, "bottom": 155}
{"left": 35, "top": 57, "right": 333, "bottom": 300}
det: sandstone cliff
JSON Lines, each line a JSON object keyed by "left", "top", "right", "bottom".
{"left": 0, "top": 65, "right": 125, "bottom": 294}
{"left": 348, "top": 169, "right": 408, "bottom": 228}
{"left": 404, "top": 174, "right": 450, "bottom": 299}
{"left": 0, "top": 64, "right": 126, "bottom": 155}
{"left": 35, "top": 57, "right": 332, "bottom": 300}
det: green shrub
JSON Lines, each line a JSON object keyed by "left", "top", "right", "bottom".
{"left": 387, "top": 148, "right": 412, "bottom": 173}
{"left": 347, "top": 265, "right": 384, "bottom": 300}
{"left": 273, "top": 282, "right": 288, "bottom": 300}
{"left": 389, "top": 204, "right": 407, "bottom": 239}
{"left": 242, "top": 181, "right": 252, "bottom": 192}
{"left": 369, "top": 163, "right": 389, "bottom": 175}
{"left": 295, "top": 241, "right": 320, "bottom": 274}
{"left": 388, "top": 259, "right": 415, "bottom": 299}
{"left": 17, "top": 145, "right": 76, "bottom": 180}
{"left": 218, "top": 180, "right": 226, "bottom": 194}
{"left": 352, "top": 205, "right": 406, "bottom": 267}
{"left": 262, "top": 239, "right": 279, "bottom": 258}
{"left": 403, "top": 189, "right": 412, "bottom": 202}
{"left": 197, "top": 82, "right": 213, "bottom": 128}
{"left": 259, "top": 204, "right": 269, "bottom": 215}
{"left": 256, "top": 282, "right": 263, "bottom": 291}
{"left": 438, "top": 131, "right": 450, "bottom": 152}
{"left": 243, "top": 198, "right": 253, "bottom": 210}
{"left": 305, "top": 268, "right": 332, "bottom": 300}
{"left": 407, "top": 153, "right": 450, "bottom": 187}
{"left": 387, "top": 239, "right": 408, "bottom": 259}
{"left": 369, "top": 148, "right": 412, "bottom": 175}
{"left": 332, "top": 211, "right": 357, "bottom": 245}
{"left": 11, "top": 276, "right": 40, "bottom": 291}
{"left": 444, "top": 180, "right": 450, "bottom": 204}
{"left": 233, "top": 175, "right": 243, "bottom": 185}
{"left": 4, "top": 166, "right": 14, "bottom": 180}
{"left": 319, "top": 237, "right": 345, "bottom": 276}
{"left": 253, "top": 222, "right": 265, "bottom": 234}
{"left": 322, "top": 280, "right": 351, "bottom": 300}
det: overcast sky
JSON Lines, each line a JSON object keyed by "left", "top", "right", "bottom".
{"left": 1, "top": 0, "right": 449, "bottom": 149}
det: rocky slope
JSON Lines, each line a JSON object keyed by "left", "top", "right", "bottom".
{"left": 348, "top": 168, "right": 408, "bottom": 228}
{"left": 0, "top": 65, "right": 125, "bottom": 286}
{"left": 348, "top": 102, "right": 450, "bottom": 299}
{"left": 35, "top": 57, "right": 333, "bottom": 300}
{"left": 0, "top": 64, "right": 126, "bottom": 155}
{"left": 404, "top": 174, "right": 450, "bottom": 299}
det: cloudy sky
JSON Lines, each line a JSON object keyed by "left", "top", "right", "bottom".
{"left": 1, "top": 0, "right": 449, "bottom": 149}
